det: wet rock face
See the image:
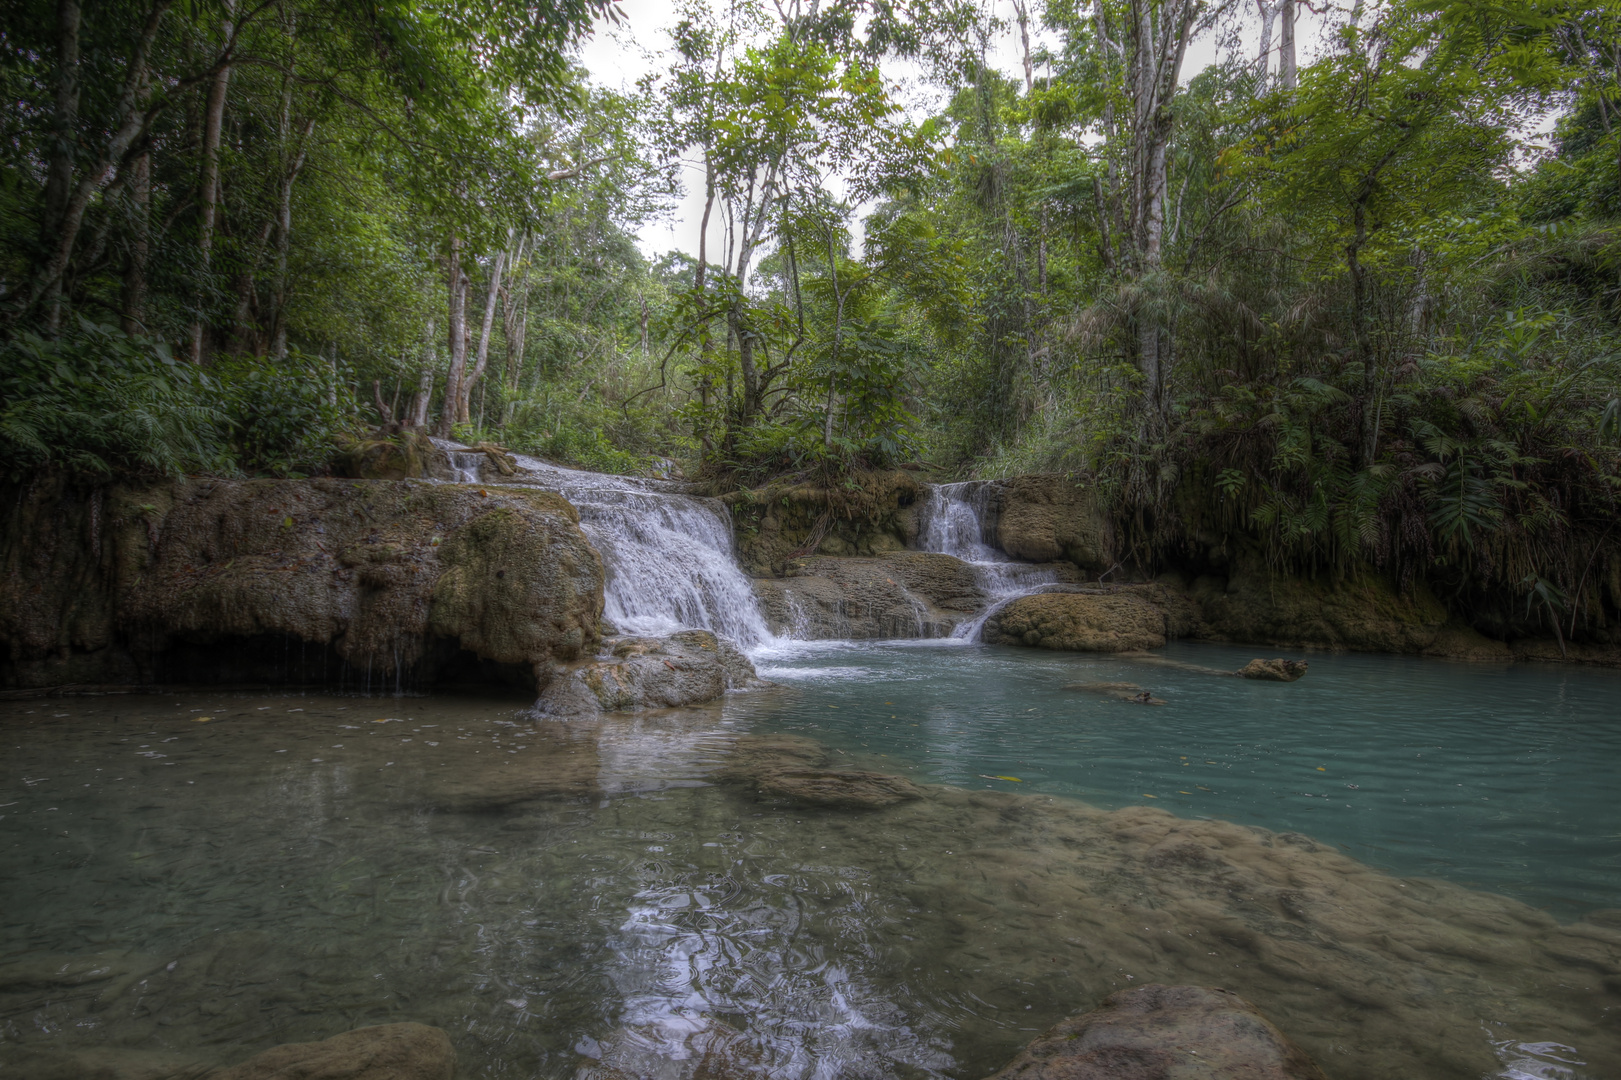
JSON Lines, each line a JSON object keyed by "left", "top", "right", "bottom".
{"left": 214, "top": 1022, "right": 456, "bottom": 1080}
{"left": 528, "top": 630, "right": 762, "bottom": 718}
{"left": 1235, "top": 658, "right": 1309, "bottom": 681}
{"left": 984, "top": 984, "right": 1328, "bottom": 1080}
{"left": 984, "top": 586, "right": 1198, "bottom": 653}
{"left": 753, "top": 552, "right": 993, "bottom": 639}
{"left": 986, "top": 474, "right": 1113, "bottom": 571}
{"left": 0, "top": 475, "right": 602, "bottom": 690}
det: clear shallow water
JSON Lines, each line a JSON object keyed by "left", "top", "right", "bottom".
{"left": 746, "top": 639, "right": 1621, "bottom": 915}
{"left": 1, "top": 646, "right": 1618, "bottom": 1080}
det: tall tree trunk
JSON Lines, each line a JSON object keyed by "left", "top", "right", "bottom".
{"left": 14, "top": 0, "right": 173, "bottom": 330}
{"left": 1279, "top": 0, "right": 1297, "bottom": 90}
{"left": 1348, "top": 199, "right": 1378, "bottom": 467}
{"left": 693, "top": 157, "right": 718, "bottom": 451}
{"left": 436, "top": 233, "right": 468, "bottom": 438}
{"left": 120, "top": 148, "right": 150, "bottom": 333}
{"left": 189, "top": 0, "right": 236, "bottom": 362}
{"left": 500, "top": 235, "right": 532, "bottom": 425}
{"left": 41, "top": 0, "right": 82, "bottom": 333}
{"left": 1012, "top": 0, "right": 1035, "bottom": 93}
{"left": 407, "top": 319, "right": 436, "bottom": 429}
{"left": 458, "top": 242, "right": 509, "bottom": 424}
{"left": 268, "top": 118, "right": 314, "bottom": 358}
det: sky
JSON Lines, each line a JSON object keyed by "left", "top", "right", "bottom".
{"left": 574, "top": 0, "right": 1326, "bottom": 261}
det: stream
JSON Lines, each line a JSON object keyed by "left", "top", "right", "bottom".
{"left": 1, "top": 464, "right": 1617, "bottom": 1080}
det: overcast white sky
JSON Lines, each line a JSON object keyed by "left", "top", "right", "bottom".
{"left": 574, "top": 0, "right": 1326, "bottom": 260}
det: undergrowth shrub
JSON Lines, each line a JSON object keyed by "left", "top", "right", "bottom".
{"left": 0, "top": 320, "right": 224, "bottom": 478}
{"left": 0, "top": 320, "right": 362, "bottom": 479}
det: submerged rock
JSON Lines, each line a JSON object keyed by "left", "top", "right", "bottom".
{"left": 983, "top": 984, "right": 1328, "bottom": 1080}
{"left": 1066, "top": 681, "right": 1166, "bottom": 705}
{"left": 528, "top": 630, "right": 762, "bottom": 718}
{"left": 984, "top": 587, "right": 1196, "bottom": 653}
{"left": 751, "top": 768, "right": 924, "bottom": 809}
{"left": 1234, "top": 658, "right": 1309, "bottom": 682}
{"left": 214, "top": 1022, "right": 456, "bottom": 1080}
{"left": 753, "top": 552, "right": 999, "bottom": 639}
{"left": 717, "top": 733, "right": 922, "bottom": 809}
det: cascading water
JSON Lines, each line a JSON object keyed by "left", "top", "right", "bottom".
{"left": 917, "top": 482, "right": 1063, "bottom": 639}
{"left": 447, "top": 451, "right": 483, "bottom": 484}
{"left": 505, "top": 453, "right": 774, "bottom": 649}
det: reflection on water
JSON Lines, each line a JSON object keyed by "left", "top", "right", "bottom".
{"left": 1, "top": 644, "right": 1618, "bottom": 1080}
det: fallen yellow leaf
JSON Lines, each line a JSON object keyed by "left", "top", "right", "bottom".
{"left": 192, "top": 716, "right": 213, "bottom": 723}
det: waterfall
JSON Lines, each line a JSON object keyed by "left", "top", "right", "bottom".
{"left": 447, "top": 450, "right": 483, "bottom": 484}
{"left": 917, "top": 482, "right": 1061, "bottom": 639}
{"left": 506, "top": 454, "right": 773, "bottom": 649}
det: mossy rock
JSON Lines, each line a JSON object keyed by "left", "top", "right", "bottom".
{"left": 334, "top": 432, "right": 443, "bottom": 480}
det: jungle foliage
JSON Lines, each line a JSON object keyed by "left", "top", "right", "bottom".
{"left": 1, "top": 0, "right": 1618, "bottom": 638}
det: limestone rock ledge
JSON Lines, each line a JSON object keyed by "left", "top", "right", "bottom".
{"left": 983, "top": 586, "right": 1200, "bottom": 653}
{"left": 753, "top": 552, "right": 1009, "bottom": 639}
{"left": 982, "top": 984, "right": 1328, "bottom": 1080}
{"left": 1, "top": 475, "right": 603, "bottom": 690}
{"left": 526, "top": 630, "right": 763, "bottom": 718}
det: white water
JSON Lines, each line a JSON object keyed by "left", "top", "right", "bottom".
{"left": 447, "top": 451, "right": 483, "bottom": 483}
{"left": 916, "top": 482, "right": 1061, "bottom": 639}
{"left": 505, "top": 453, "right": 774, "bottom": 649}
{"left": 429, "top": 448, "right": 1071, "bottom": 651}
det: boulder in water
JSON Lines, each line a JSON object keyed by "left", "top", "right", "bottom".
{"left": 528, "top": 630, "right": 762, "bottom": 718}
{"left": 1234, "top": 658, "right": 1308, "bottom": 681}
{"left": 984, "top": 587, "right": 1195, "bottom": 653}
{"left": 214, "top": 1022, "right": 455, "bottom": 1080}
{"left": 981, "top": 984, "right": 1328, "bottom": 1080}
